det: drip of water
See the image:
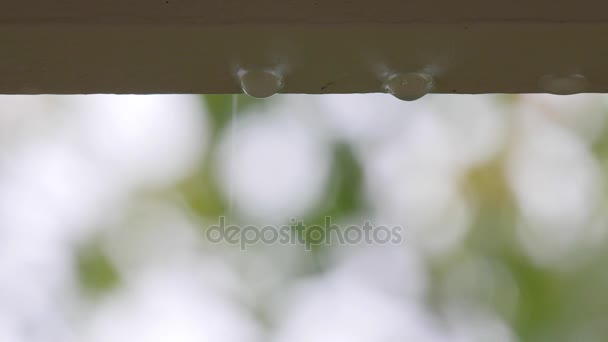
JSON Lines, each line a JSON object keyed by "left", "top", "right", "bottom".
{"left": 238, "top": 68, "right": 284, "bottom": 98}
{"left": 539, "top": 73, "right": 588, "bottom": 95}
{"left": 384, "top": 72, "right": 434, "bottom": 101}
{"left": 227, "top": 94, "right": 238, "bottom": 218}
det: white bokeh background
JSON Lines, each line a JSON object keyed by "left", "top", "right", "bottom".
{"left": 1, "top": 94, "right": 608, "bottom": 341}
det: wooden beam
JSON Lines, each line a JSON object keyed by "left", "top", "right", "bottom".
{"left": 4, "top": 0, "right": 608, "bottom": 24}
{"left": 1, "top": 0, "right": 608, "bottom": 95}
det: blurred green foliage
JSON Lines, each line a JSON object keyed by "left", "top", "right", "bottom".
{"left": 196, "top": 95, "right": 608, "bottom": 341}
{"left": 77, "top": 241, "right": 120, "bottom": 296}
{"left": 74, "top": 94, "right": 608, "bottom": 341}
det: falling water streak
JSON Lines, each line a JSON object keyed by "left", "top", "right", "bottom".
{"left": 228, "top": 94, "right": 238, "bottom": 219}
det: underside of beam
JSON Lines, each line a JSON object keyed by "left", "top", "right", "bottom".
{"left": 1, "top": 0, "right": 608, "bottom": 94}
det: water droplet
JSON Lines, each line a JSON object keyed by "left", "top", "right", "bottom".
{"left": 384, "top": 72, "right": 434, "bottom": 101}
{"left": 238, "top": 69, "right": 283, "bottom": 98}
{"left": 539, "top": 73, "right": 588, "bottom": 95}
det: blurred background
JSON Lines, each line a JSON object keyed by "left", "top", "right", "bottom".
{"left": 1, "top": 93, "right": 608, "bottom": 341}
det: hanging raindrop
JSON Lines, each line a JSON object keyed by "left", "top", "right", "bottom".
{"left": 384, "top": 72, "right": 434, "bottom": 101}
{"left": 539, "top": 73, "right": 588, "bottom": 95}
{"left": 238, "top": 69, "right": 284, "bottom": 98}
